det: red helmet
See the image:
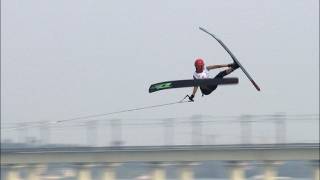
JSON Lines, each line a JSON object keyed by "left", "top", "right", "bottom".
{"left": 194, "top": 58, "right": 205, "bottom": 73}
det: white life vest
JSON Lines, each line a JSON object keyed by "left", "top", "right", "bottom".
{"left": 193, "top": 67, "right": 210, "bottom": 79}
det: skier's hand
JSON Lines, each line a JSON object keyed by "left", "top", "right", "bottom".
{"left": 188, "top": 94, "right": 194, "bottom": 102}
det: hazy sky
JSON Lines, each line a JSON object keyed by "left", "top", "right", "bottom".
{"left": 1, "top": 0, "right": 319, "bottom": 144}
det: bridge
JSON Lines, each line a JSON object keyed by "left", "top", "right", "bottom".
{"left": 1, "top": 143, "right": 319, "bottom": 180}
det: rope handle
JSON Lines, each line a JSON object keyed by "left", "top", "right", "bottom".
{"left": 179, "top": 95, "right": 194, "bottom": 103}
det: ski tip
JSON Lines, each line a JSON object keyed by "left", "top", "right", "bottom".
{"left": 199, "top": 27, "right": 209, "bottom": 33}
{"left": 251, "top": 80, "right": 261, "bottom": 91}
{"left": 199, "top": 27, "right": 219, "bottom": 39}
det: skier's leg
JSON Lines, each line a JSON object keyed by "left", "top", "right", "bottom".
{"left": 200, "top": 85, "right": 217, "bottom": 95}
{"left": 215, "top": 63, "right": 240, "bottom": 78}
{"left": 201, "top": 63, "right": 239, "bottom": 96}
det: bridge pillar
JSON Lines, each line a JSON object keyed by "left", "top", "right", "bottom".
{"left": 314, "top": 168, "right": 319, "bottom": 180}
{"left": 150, "top": 163, "right": 166, "bottom": 180}
{"left": 311, "top": 161, "right": 319, "bottom": 180}
{"left": 26, "top": 164, "right": 46, "bottom": 180}
{"left": 5, "top": 165, "right": 21, "bottom": 180}
{"left": 177, "top": 162, "right": 198, "bottom": 180}
{"left": 262, "top": 161, "right": 281, "bottom": 180}
{"left": 76, "top": 164, "right": 93, "bottom": 180}
{"left": 227, "top": 161, "right": 246, "bottom": 180}
{"left": 100, "top": 163, "right": 120, "bottom": 180}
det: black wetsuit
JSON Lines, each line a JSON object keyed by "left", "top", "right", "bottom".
{"left": 200, "top": 63, "right": 239, "bottom": 95}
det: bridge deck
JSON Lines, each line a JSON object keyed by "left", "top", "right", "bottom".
{"left": 1, "top": 143, "right": 319, "bottom": 165}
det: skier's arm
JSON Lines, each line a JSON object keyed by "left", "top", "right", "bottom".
{"left": 189, "top": 86, "right": 198, "bottom": 101}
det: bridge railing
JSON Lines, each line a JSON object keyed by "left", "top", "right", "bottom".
{"left": 1, "top": 113, "right": 319, "bottom": 147}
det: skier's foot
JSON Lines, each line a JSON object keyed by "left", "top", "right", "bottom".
{"left": 228, "top": 62, "right": 239, "bottom": 69}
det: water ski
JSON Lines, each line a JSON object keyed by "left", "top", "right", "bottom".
{"left": 149, "top": 77, "right": 238, "bottom": 93}
{"left": 199, "top": 27, "right": 261, "bottom": 91}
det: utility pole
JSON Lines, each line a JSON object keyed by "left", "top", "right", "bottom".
{"left": 110, "top": 119, "right": 122, "bottom": 146}
{"left": 191, "top": 115, "right": 202, "bottom": 145}
{"left": 39, "top": 123, "right": 51, "bottom": 145}
{"left": 18, "top": 123, "right": 28, "bottom": 143}
{"left": 240, "top": 115, "right": 252, "bottom": 144}
{"left": 86, "top": 120, "right": 98, "bottom": 146}
{"left": 163, "top": 118, "right": 174, "bottom": 146}
{"left": 274, "top": 113, "right": 286, "bottom": 144}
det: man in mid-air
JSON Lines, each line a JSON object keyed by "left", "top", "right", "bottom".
{"left": 188, "top": 58, "right": 239, "bottom": 101}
